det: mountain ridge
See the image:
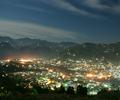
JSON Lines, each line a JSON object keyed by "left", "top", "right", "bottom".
{"left": 0, "top": 36, "right": 77, "bottom": 58}
{"left": 0, "top": 36, "right": 120, "bottom": 61}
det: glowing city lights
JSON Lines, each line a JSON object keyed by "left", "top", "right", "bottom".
{"left": 19, "top": 59, "right": 33, "bottom": 64}
{"left": 0, "top": 57, "right": 120, "bottom": 95}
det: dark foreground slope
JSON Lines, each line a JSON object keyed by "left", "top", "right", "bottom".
{"left": 0, "top": 92, "right": 120, "bottom": 100}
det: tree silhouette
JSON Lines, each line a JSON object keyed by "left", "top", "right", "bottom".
{"left": 66, "top": 86, "right": 74, "bottom": 94}
{"left": 77, "top": 85, "right": 87, "bottom": 96}
{"left": 98, "top": 89, "right": 120, "bottom": 100}
{"left": 54, "top": 85, "right": 65, "bottom": 93}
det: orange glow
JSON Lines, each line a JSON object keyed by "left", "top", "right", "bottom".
{"left": 86, "top": 73, "right": 96, "bottom": 78}
{"left": 4, "top": 59, "right": 11, "bottom": 62}
{"left": 85, "top": 71, "right": 112, "bottom": 81}
{"left": 49, "top": 69, "right": 53, "bottom": 72}
{"left": 97, "top": 75, "right": 105, "bottom": 80}
{"left": 46, "top": 79, "right": 55, "bottom": 85}
{"left": 19, "top": 59, "right": 33, "bottom": 64}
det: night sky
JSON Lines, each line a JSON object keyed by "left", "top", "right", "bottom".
{"left": 0, "top": 0, "right": 120, "bottom": 43}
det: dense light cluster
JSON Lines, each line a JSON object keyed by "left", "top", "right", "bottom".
{"left": 0, "top": 58, "right": 120, "bottom": 95}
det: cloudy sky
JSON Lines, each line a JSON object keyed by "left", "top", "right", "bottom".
{"left": 0, "top": 0, "right": 120, "bottom": 43}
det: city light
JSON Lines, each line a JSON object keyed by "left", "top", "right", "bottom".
{"left": 19, "top": 59, "right": 33, "bottom": 64}
{"left": 0, "top": 57, "right": 119, "bottom": 95}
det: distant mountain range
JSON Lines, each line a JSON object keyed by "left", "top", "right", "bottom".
{"left": 0, "top": 36, "right": 120, "bottom": 61}
{"left": 61, "top": 42, "right": 120, "bottom": 62}
{"left": 0, "top": 36, "right": 77, "bottom": 59}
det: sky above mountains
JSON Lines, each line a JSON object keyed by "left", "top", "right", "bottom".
{"left": 0, "top": 0, "right": 120, "bottom": 43}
